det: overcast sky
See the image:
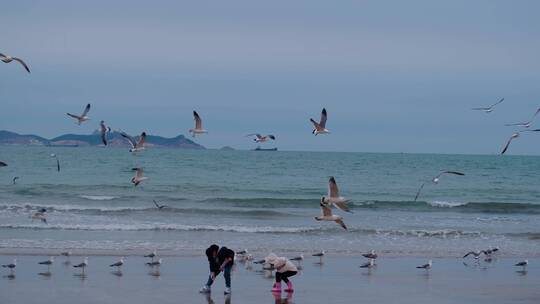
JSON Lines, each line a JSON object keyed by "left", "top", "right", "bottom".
{"left": 1, "top": 0, "right": 540, "bottom": 154}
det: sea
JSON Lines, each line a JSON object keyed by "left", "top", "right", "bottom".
{"left": 0, "top": 146, "right": 539, "bottom": 257}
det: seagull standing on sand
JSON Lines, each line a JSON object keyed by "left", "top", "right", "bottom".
{"left": 66, "top": 103, "right": 91, "bottom": 125}
{"left": 246, "top": 134, "right": 276, "bottom": 143}
{"left": 50, "top": 154, "right": 60, "bottom": 172}
{"left": 100, "top": 121, "right": 112, "bottom": 146}
{"left": 315, "top": 202, "right": 348, "bottom": 230}
{"left": 121, "top": 131, "right": 146, "bottom": 153}
{"left": 416, "top": 260, "right": 432, "bottom": 270}
{"left": 414, "top": 171, "right": 465, "bottom": 201}
{"left": 189, "top": 111, "right": 208, "bottom": 137}
{"left": 362, "top": 250, "right": 378, "bottom": 260}
{"left": 322, "top": 177, "right": 352, "bottom": 213}
{"left": 0, "top": 52, "right": 30, "bottom": 73}
{"left": 110, "top": 257, "right": 125, "bottom": 271}
{"left": 152, "top": 200, "right": 168, "bottom": 210}
{"left": 471, "top": 98, "right": 504, "bottom": 113}
{"left": 312, "top": 251, "right": 325, "bottom": 264}
{"left": 146, "top": 258, "right": 162, "bottom": 268}
{"left": 131, "top": 168, "right": 148, "bottom": 186}
{"left": 73, "top": 257, "right": 88, "bottom": 274}
{"left": 310, "top": 108, "right": 330, "bottom": 135}
{"left": 505, "top": 108, "right": 540, "bottom": 128}
{"left": 2, "top": 259, "right": 17, "bottom": 274}
{"left": 514, "top": 260, "right": 528, "bottom": 270}
{"left": 360, "top": 259, "right": 376, "bottom": 269}
{"left": 144, "top": 250, "right": 157, "bottom": 262}
{"left": 38, "top": 257, "right": 54, "bottom": 271}
{"left": 501, "top": 129, "right": 540, "bottom": 155}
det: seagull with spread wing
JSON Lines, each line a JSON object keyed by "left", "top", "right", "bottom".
{"left": 321, "top": 176, "right": 352, "bottom": 213}
{"left": 471, "top": 98, "right": 504, "bottom": 113}
{"left": 501, "top": 129, "right": 540, "bottom": 155}
{"left": 100, "top": 121, "right": 112, "bottom": 146}
{"left": 246, "top": 133, "right": 276, "bottom": 143}
{"left": 505, "top": 107, "right": 540, "bottom": 128}
{"left": 66, "top": 103, "right": 91, "bottom": 125}
{"left": 153, "top": 200, "right": 168, "bottom": 210}
{"left": 189, "top": 111, "right": 208, "bottom": 137}
{"left": 315, "top": 202, "right": 347, "bottom": 230}
{"left": 121, "top": 131, "right": 146, "bottom": 152}
{"left": 0, "top": 52, "right": 30, "bottom": 73}
{"left": 414, "top": 171, "right": 465, "bottom": 201}
{"left": 310, "top": 108, "right": 330, "bottom": 135}
{"left": 131, "top": 168, "right": 148, "bottom": 186}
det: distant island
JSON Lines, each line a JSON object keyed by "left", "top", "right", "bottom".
{"left": 0, "top": 130, "right": 205, "bottom": 149}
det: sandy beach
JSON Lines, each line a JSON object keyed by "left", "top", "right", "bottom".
{"left": 1, "top": 254, "right": 538, "bottom": 304}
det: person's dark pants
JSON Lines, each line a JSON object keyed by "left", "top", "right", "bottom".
{"left": 206, "top": 264, "right": 233, "bottom": 288}
{"left": 275, "top": 271, "right": 297, "bottom": 283}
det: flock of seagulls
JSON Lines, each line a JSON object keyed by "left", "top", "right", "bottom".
{"left": 472, "top": 98, "right": 540, "bottom": 154}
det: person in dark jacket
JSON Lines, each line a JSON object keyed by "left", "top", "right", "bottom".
{"left": 200, "top": 244, "right": 235, "bottom": 294}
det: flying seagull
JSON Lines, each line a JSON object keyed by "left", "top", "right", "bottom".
{"left": 189, "top": 111, "right": 208, "bottom": 137}
{"left": 12, "top": 177, "right": 19, "bottom": 184}
{"left": 131, "top": 168, "right": 148, "bottom": 186}
{"left": 416, "top": 260, "right": 432, "bottom": 270}
{"left": 109, "top": 257, "right": 125, "bottom": 270}
{"left": 73, "top": 257, "right": 88, "bottom": 274}
{"left": 315, "top": 202, "right": 347, "bottom": 231}
{"left": 0, "top": 52, "right": 30, "bottom": 73}
{"left": 463, "top": 250, "right": 484, "bottom": 259}
{"left": 321, "top": 176, "right": 351, "bottom": 213}
{"left": 66, "top": 103, "right": 91, "bottom": 125}
{"left": 0, "top": 161, "right": 7, "bottom": 167}
{"left": 120, "top": 131, "right": 146, "bottom": 153}
{"left": 501, "top": 129, "right": 540, "bottom": 155}
{"left": 471, "top": 98, "right": 504, "bottom": 113}
{"left": 362, "top": 250, "right": 378, "bottom": 259}
{"left": 414, "top": 171, "right": 465, "bottom": 201}
{"left": 505, "top": 108, "right": 540, "bottom": 128}
{"left": 246, "top": 134, "right": 276, "bottom": 143}
{"left": 38, "top": 257, "right": 54, "bottom": 271}
{"left": 2, "top": 259, "right": 17, "bottom": 274}
{"left": 100, "top": 121, "right": 112, "bottom": 146}
{"left": 310, "top": 108, "right": 330, "bottom": 135}
{"left": 50, "top": 154, "right": 60, "bottom": 172}
{"left": 152, "top": 200, "right": 168, "bottom": 210}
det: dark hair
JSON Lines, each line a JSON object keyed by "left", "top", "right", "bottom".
{"left": 206, "top": 244, "right": 219, "bottom": 257}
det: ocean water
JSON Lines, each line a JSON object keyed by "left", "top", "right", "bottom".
{"left": 0, "top": 146, "right": 539, "bottom": 257}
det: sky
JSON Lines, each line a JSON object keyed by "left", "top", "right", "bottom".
{"left": 1, "top": 0, "right": 540, "bottom": 154}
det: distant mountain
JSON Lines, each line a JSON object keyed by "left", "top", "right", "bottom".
{"left": 0, "top": 130, "right": 205, "bottom": 149}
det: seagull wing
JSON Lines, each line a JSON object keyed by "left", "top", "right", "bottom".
{"left": 153, "top": 200, "right": 161, "bottom": 208}
{"left": 56, "top": 158, "right": 60, "bottom": 172}
{"left": 414, "top": 183, "right": 425, "bottom": 202}
{"left": 336, "top": 218, "right": 347, "bottom": 230}
{"left": 12, "top": 57, "right": 30, "bottom": 73}
{"left": 67, "top": 113, "right": 81, "bottom": 120}
{"left": 501, "top": 135, "right": 516, "bottom": 155}
{"left": 0, "top": 161, "right": 7, "bottom": 167}
{"left": 443, "top": 171, "right": 465, "bottom": 176}
{"left": 504, "top": 122, "right": 528, "bottom": 126}
{"left": 81, "top": 103, "right": 91, "bottom": 117}
{"left": 319, "top": 108, "right": 327, "bottom": 128}
{"left": 120, "top": 132, "right": 137, "bottom": 148}
{"left": 310, "top": 118, "right": 321, "bottom": 129}
{"left": 133, "top": 168, "right": 143, "bottom": 179}
{"left": 328, "top": 176, "right": 339, "bottom": 197}
{"left": 334, "top": 201, "right": 351, "bottom": 213}
{"left": 489, "top": 98, "right": 504, "bottom": 108}
{"left": 193, "top": 111, "right": 202, "bottom": 129}
{"left": 100, "top": 122, "right": 108, "bottom": 145}
{"left": 137, "top": 132, "right": 146, "bottom": 148}
{"left": 268, "top": 135, "right": 276, "bottom": 140}
{"left": 471, "top": 107, "right": 490, "bottom": 110}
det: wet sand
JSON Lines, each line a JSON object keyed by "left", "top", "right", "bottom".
{"left": 0, "top": 255, "right": 538, "bottom": 304}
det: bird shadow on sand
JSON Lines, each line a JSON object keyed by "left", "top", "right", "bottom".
{"left": 516, "top": 270, "right": 528, "bottom": 276}
{"left": 148, "top": 269, "right": 161, "bottom": 278}
{"left": 38, "top": 271, "right": 52, "bottom": 279}
{"left": 73, "top": 273, "right": 87, "bottom": 281}
{"left": 111, "top": 270, "right": 123, "bottom": 277}
{"left": 3, "top": 274, "right": 16, "bottom": 280}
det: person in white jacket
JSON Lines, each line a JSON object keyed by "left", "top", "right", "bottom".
{"left": 265, "top": 253, "right": 298, "bottom": 293}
